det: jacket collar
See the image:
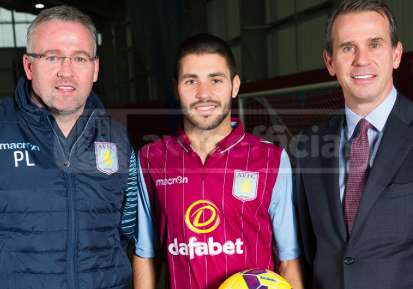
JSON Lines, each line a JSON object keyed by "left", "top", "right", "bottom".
{"left": 14, "top": 76, "right": 105, "bottom": 125}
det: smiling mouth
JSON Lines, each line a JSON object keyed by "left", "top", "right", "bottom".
{"left": 56, "top": 85, "right": 76, "bottom": 92}
{"left": 195, "top": 105, "right": 216, "bottom": 111}
{"left": 351, "top": 74, "right": 376, "bottom": 80}
{"left": 191, "top": 101, "right": 220, "bottom": 111}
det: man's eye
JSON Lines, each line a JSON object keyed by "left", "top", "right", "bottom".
{"left": 342, "top": 46, "right": 353, "bottom": 53}
{"left": 185, "top": 79, "right": 195, "bottom": 85}
{"left": 212, "top": 79, "right": 223, "bottom": 84}
{"left": 45, "top": 55, "right": 58, "bottom": 62}
{"left": 73, "top": 56, "right": 87, "bottom": 63}
{"left": 371, "top": 42, "right": 381, "bottom": 49}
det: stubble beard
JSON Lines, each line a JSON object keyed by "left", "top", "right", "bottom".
{"left": 183, "top": 101, "right": 231, "bottom": 131}
{"left": 31, "top": 89, "right": 85, "bottom": 120}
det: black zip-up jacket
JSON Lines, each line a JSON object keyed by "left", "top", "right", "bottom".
{"left": 0, "top": 77, "right": 137, "bottom": 289}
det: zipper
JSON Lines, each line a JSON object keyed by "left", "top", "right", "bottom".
{"left": 47, "top": 110, "right": 96, "bottom": 289}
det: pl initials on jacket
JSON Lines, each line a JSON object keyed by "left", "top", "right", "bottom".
{"left": 0, "top": 77, "right": 137, "bottom": 289}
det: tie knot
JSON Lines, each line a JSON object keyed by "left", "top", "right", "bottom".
{"left": 356, "top": 118, "right": 371, "bottom": 135}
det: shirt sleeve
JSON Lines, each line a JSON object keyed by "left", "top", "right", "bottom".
{"left": 268, "top": 149, "right": 301, "bottom": 261}
{"left": 120, "top": 149, "right": 138, "bottom": 238}
{"left": 133, "top": 151, "right": 156, "bottom": 258}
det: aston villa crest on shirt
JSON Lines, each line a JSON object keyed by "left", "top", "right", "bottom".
{"left": 94, "top": 142, "right": 119, "bottom": 175}
{"left": 232, "top": 170, "right": 259, "bottom": 201}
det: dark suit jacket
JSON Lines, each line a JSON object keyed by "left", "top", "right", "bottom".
{"left": 295, "top": 94, "right": 413, "bottom": 289}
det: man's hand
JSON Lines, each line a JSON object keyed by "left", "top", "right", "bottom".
{"left": 279, "top": 258, "right": 304, "bottom": 289}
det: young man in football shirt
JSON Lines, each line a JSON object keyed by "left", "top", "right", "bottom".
{"left": 133, "top": 34, "right": 303, "bottom": 289}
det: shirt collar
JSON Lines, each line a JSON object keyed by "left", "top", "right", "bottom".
{"left": 344, "top": 86, "right": 397, "bottom": 139}
{"left": 177, "top": 118, "right": 246, "bottom": 153}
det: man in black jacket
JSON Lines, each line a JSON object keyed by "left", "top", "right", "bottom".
{"left": 0, "top": 6, "right": 139, "bottom": 289}
{"left": 295, "top": 1, "right": 413, "bottom": 289}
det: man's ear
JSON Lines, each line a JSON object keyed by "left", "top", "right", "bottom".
{"left": 323, "top": 50, "right": 336, "bottom": 77}
{"left": 392, "top": 41, "right": 403, "bottom": 70}
{"left": 23, "top": 54, "right": 34, "bottom": 80}
{"left": 93, "top": 57, "right": 99, "bottom": 82}
{"left": 231, "top": 75, "right": 241, "bottom": 99}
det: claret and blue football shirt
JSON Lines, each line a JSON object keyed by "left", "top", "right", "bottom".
{"left": 134, "top": 120, "right": 300, "bottom": 289}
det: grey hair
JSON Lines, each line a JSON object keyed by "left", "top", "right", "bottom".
{"left": 325, "top": 0, "right": 398, "bottom": 55}
{"left": 27, "top": 5, "right": 97, "bottom": 56}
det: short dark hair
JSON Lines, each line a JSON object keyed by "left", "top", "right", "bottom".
{"left": 174, "top": 33, "right": 238, "bottom": 79}
{"left": 325, "top": 0, "right": 398, "bottom": 55}
{"left": 27, "top": 5, "right": 97, "bottom": 56}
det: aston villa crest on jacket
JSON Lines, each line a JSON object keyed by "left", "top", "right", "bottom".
{"left": 95, "top": 142, "right": 119, "bottom": 175}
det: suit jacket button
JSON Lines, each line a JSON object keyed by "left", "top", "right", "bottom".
{"left": 344, "top": 257, "right": 355, "bottom": 265}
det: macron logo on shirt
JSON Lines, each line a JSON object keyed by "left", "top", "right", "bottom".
{"left": 155, "top": 176, "right": 188, "bottom": 186}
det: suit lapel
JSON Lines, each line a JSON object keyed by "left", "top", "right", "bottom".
{"left": 350, "top": 95, "right": 413, "bottom": 240}
{"left": 319, "top": 115, "right": 348, "bottom": 241}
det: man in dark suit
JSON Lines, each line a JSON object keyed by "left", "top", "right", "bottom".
{"left": 294, "top": 1, "right": 413, "bottom": 289}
